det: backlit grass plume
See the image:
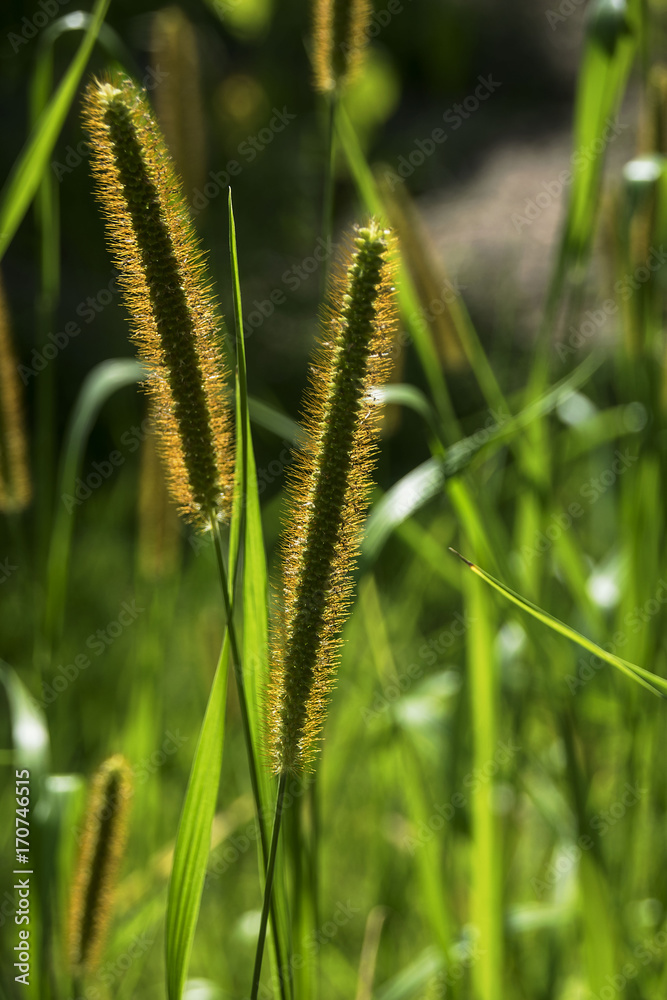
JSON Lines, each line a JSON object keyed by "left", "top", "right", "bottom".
{"left": 0, "top": 274, "right": 31, "bottom": 513}
{"left": 82, "top": 74, "right": 232, "bottom": 529}
{"left": 313, "top": 0, "right": 372, "bottom": 94}
{"left": 267, "top": 221, "right": 398, "bottom": 774}
{"left": 68, "top": 755, "right": 133, "bottom": 975}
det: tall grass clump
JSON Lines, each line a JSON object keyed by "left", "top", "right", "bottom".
{"left": 82, "top": 73, "right": 233, "bottom": 530}
{"left": 4, "top": 2, "right": 667, "bottom": 998}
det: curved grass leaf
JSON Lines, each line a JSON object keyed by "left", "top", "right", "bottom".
{"left": 450, "top": 549, "right": 667, "bottom": 697}
{"left": 362, "top": 458, "right": 444, "bottom": 565}
{"left": 372, "top": 384, "right": 440, "bottom": 440}
{"left": 374, "top": 947, "right": 444, "bottom": 1000}
{"left": 248, "top": 396, "right": 304, "bottom": 447}
{"left": 0, "top": 662, "right": 50, "bottom": 777}
{"left": 0, "top": 0, "right": 111, "bottom": 263}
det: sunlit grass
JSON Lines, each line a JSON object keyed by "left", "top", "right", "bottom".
{"left": 1, "top": 0, "right": 667, "bottom": 998}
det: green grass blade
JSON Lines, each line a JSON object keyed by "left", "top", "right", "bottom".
{"left": 450, "top": 549, "right": 667, "bottom": 697}
{"left": 373, "top": 384, "right": 441, "bottom": 441}
{"left": 228, "top": 189, "right": 272, "bottom": 832}
{"left": 248, "top": 396, "right": 304, "bottom": 446}
{"left": 165, "top": 636, "right": 231, "bottom": 1000}
{"left": 374, "top": 948, "right": 444, "bottom": 1000}
{"left": 228, "top": 190, "right": 249, "bottom": 510}
{"left": 463, "top": 562, "right": 503, "bottom": 1000}
{"left": 360, "top": 577, "right": 451, "bottom": 952}
{"left": 0, "top": 0, "right": 111, "bottom": 263}
{"left": 363, "top": 351, "right": 602, "bottom": 565}
{"left": 362, "top": 458, "right": 444, "bottom": 566}
{"left": 228, "top": 191, "right": 291, "bottom": 1000}
{"left": 561, "top": 0, "right": 637, "bottom": 266}
{"left": 0, "top": 662, "right": 50, "bottom": 778}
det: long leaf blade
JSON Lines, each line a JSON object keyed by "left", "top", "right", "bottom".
{"left": 0, "top": 0, "right": 111, "bottom": 262}
{"left": 450, "top": 550, "right": 667, "bottom": 697}
{"left": 165, "top": 637, "right": 231, "bottom": 1000}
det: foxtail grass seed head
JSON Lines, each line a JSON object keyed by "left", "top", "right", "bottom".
{"left": 267, "top": 220, "right": 398, "bottom": 775}
{"left": 82, "top": 74, "right": 233, "bottom": 530}
{"left": 150, "top": 6, "right": 206, "bottom": 201}
{"left": 0, "top": 274, "right": 31, "bottom": 513}
{"left": 313, "top": 0, "right": 372, "bottom": 95}
{"left": 68, "top": 755, "right": 133, "bottom": 975}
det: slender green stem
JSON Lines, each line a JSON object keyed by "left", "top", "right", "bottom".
{"left": 210, "top": 517, "right": 287, "bottom": 1000}
{"left": 226, "top": 192, "right": 289, "bottom": 1000}
{"left": 210, "top": 517, "right": 262, "bottom": 832}
{"left": 228, "top": 189, "right": 249, "bottom": 598}
{"left": 251, "top": 772, "right": 287, "bottom": 1000}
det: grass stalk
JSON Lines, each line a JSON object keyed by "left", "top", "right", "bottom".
{"left": 227, "top": 191, "right": 289, "bottom": 1000}
{"left": 250, "top": 772, "right": 288, "bottom": 1000}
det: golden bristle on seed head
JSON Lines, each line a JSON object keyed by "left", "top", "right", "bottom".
{"left": 82, "top": 73, "right": 233, "bottom": 531}
{"left": 267, "top": 220, "right": 398, "bottom": 775}
{"left": 68, "top": 755, "right": 133, "bottom": 976}
{"left": 0, "top": 274, "right": 31, "bottom": 513}
{"left": 313, "top": 0, "right": 372, "bottom": 95}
